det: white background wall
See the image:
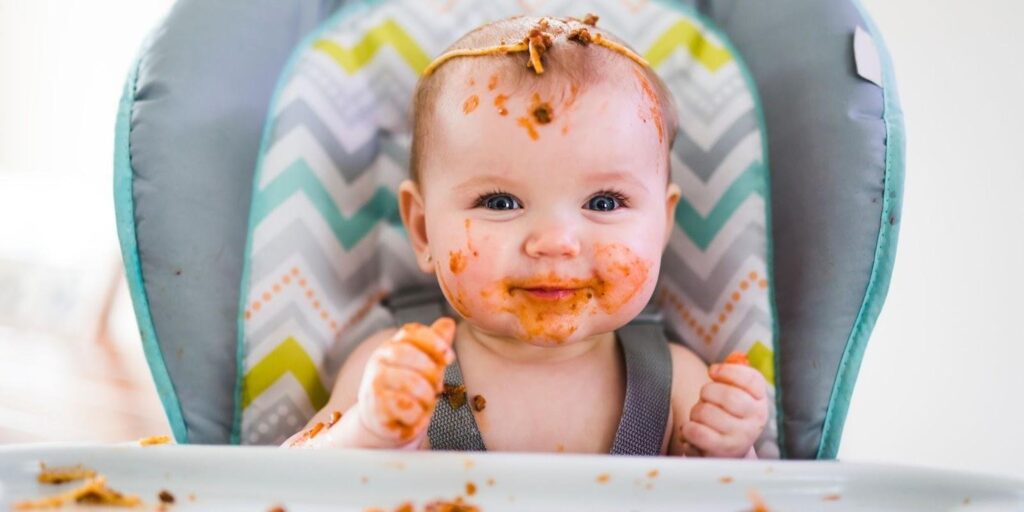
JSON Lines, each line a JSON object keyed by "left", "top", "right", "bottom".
{"left": 840, "top": 0, "right": 1024, "bottom": 478}
{"left": 0, "top": 0, "right": 1022, "bottom": 478}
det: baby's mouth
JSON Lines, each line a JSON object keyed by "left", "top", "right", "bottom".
{"left": 519, "top": 286, "right": 582, "bottom": 301}
{"left": 506, "top": 276, "right": 600, "bottom": 302}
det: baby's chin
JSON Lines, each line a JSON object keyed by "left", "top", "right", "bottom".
{"left": 463, "top": 313, "right": 628, "bottom": 347}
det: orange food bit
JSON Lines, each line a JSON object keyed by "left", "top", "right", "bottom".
{"left": 308, "top": 422, "right": 326, "bottom": 438}
{"left": 724, "top": 352, "right": 750, "bottom": 366}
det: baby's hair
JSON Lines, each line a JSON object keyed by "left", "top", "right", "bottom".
{"left": 410, "top": 15, "right": 679, "bottom": 183}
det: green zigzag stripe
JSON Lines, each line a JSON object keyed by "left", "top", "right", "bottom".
{"left": 645, "top": 18, "right": 733, "bottom": 72}
{"left": 675, "top": 161, "right": 765, "bottom": 250}
{"left": 313, "top": 18, "right": 430, "bottom": 75}
{"left": 745, "top": 341, "right": 775, "bottom": 385}
{"left": 242, "top": 337, "right": 329, "bottom": 411}
{"left": 252, "top": 159, "right": 402, "bottom": 250}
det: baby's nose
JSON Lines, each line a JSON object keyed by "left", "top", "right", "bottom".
{"left": 523, "top": 224, "right": 580, "bottom": 259}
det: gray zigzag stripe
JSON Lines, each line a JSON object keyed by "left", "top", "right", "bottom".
{"left": 249, "top": 220, "right": 383, "bottom": 307}
{"left": 662, "top": 69, "right": 746, "bottom": 119}
{"left": 271, "top": 100, "right": 381, "bottom": 182}
{"left": 672, "top": 111, "right": 758, "bottom": 182}
{"left": 247, "top": 302, "right": 336, "bottom": 354}
{"left": 664, "top": 305, "right": 772, "bottom": 358}
{"left": 661, "top": 222, "right": 766, "bottom": 311}
{"left": 380, "top": 135, "right": 411, "bottom": 171}
{"left": 714, "top": 306, "right": 773, "bottom": 360}
{"left": 305, "top": 55, "right": 417, "bottom": 120}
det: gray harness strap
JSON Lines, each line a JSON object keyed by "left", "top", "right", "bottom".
{"left": 387, "top": 289, "right": 671, "bottom": 455}
{"left": 609, "top": 317, "right": 673, "bottom": 455}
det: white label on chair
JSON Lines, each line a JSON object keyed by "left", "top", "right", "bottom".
{"left": 854, "top": 26, "right": 883, "bottom": 87}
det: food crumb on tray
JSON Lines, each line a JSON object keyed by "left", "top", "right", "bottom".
{"left": 138, "top": 435, "right": 172, "bottom": 446}
{"left": 36, "top": 462, "right": 97, "bottom": 484}
{"left": 13, "top": 476, "right": 141, "bottom": 510}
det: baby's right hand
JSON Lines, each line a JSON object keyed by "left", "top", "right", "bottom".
{"left": 356, "top": 317, "right": 456, "bottom": 447}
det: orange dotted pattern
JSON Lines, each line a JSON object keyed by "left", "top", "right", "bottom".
{"left": 244, "top": 267, "right": 386, "bottom": 335}
{"left": 660, "top": 270, "right": 768, "bottom": 345}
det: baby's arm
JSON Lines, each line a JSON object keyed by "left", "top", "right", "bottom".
{"left": 667, "top": 345, "right": 767, "bottom": 458}
{"left": 283, "top": 318, "right": 455, "bottom": 449}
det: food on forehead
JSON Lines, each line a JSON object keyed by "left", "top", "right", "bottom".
{"left": 421, "top": 14, "right": 648, "bottom": 77}
{"left": 462, "top": 94, "right": 480, "bottom": 114}
{"left": 530, "top": 93, "right": 554, "bottom": 124}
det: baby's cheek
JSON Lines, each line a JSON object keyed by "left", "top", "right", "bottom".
{"left": 437, "top": 225, "right": 497, "bottom": 319}
{"left": 592, "top": 242, "right": 652, "bottom": 314}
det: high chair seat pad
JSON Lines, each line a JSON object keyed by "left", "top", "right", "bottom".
{"left": 237, "top": 0, "right": 778, "bottom": 455}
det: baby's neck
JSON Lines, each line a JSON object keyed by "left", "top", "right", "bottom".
{"left": 461, "top": 322, "right": 615, "bottom": 365}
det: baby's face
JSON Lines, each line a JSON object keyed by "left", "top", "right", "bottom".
{"left": 407, "top": 69, "right": 680, "bottom": 346}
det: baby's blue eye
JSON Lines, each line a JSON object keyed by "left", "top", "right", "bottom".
{"left": 586, "top": 194, "right": 622, "bottom": 212}
{"left": 481, "top": 194, "right": 521, "bottom": 210}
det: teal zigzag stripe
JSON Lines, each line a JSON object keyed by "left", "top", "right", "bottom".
{"left": 675, "top": 161, "right": 766, "bottom": 250}
{"left": 252, "top": 159, "right": 402, "bottom": 250}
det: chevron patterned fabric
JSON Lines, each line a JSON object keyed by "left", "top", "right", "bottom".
{"left": 239, "top": 0, "right": 778, "bottom": 457}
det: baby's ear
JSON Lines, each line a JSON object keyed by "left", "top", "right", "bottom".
{"left": 398, "top": 180, "right": 434, "bottom": 273}
{"left": 663, "top": 182, "right": 681, "bottom": 249}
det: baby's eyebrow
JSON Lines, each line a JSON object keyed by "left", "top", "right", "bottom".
{"left": 585, "top": 170, "right": 649, "bottom": 192}
{"left": 453, "top": 174, "right": 519, "bottom": 193}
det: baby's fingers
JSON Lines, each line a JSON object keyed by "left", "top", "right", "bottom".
{"left": 430, "top": 317, "right": 456, "bottom": 344}
{"left": 689, "top": 401, "right": 737, "bottom": 435}
{"left": 375, "top": 365, "right": 438, "bottom": 408}
{"left": 378, "top": 342, "right": 444, "bottom": 387}
{"left": 708, "top": 363, "right": 766, "bottom": 400}
{"left": 681, "top": 421, "right": 725, "bottom": 456}
{"left": 393, "top": 320, "right": 455, "bottom": 366}
{"left": 699, "top": 382, "right": 760, "bottom": 419}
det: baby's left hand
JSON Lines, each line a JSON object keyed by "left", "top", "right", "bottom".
{"left": 681, "top": 354, "right": 768, "bottom": 458}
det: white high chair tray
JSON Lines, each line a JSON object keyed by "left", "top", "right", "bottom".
{"left": 0, "top": 445, "right": 1021, "bottom": 511}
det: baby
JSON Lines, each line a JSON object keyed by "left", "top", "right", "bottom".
{"left": 284, "top": 15, "right": 768, "bottom": 457}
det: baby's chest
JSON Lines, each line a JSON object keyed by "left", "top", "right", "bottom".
{"left": 460, "top": 369, "right": 626, "bottom": 453}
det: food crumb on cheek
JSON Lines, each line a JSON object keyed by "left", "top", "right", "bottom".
{"left": 462, "top": 95, "right": 480, "bottom": 114}
{"left": 449, "top": 250, "right": 467, "bottom": 274}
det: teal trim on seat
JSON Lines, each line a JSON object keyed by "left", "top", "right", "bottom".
{"left": 114, "top": 51, "right": 190, "bottom": 444}
{"left": 818, "top": 1, "right": 906, "bottom": 459}
{"left": 230, "top": 0, "right": 388, "bottom": 444}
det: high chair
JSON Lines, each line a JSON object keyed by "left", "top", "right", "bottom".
{"left": 113, "top": 0, "right": 903, "bottom": 462}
